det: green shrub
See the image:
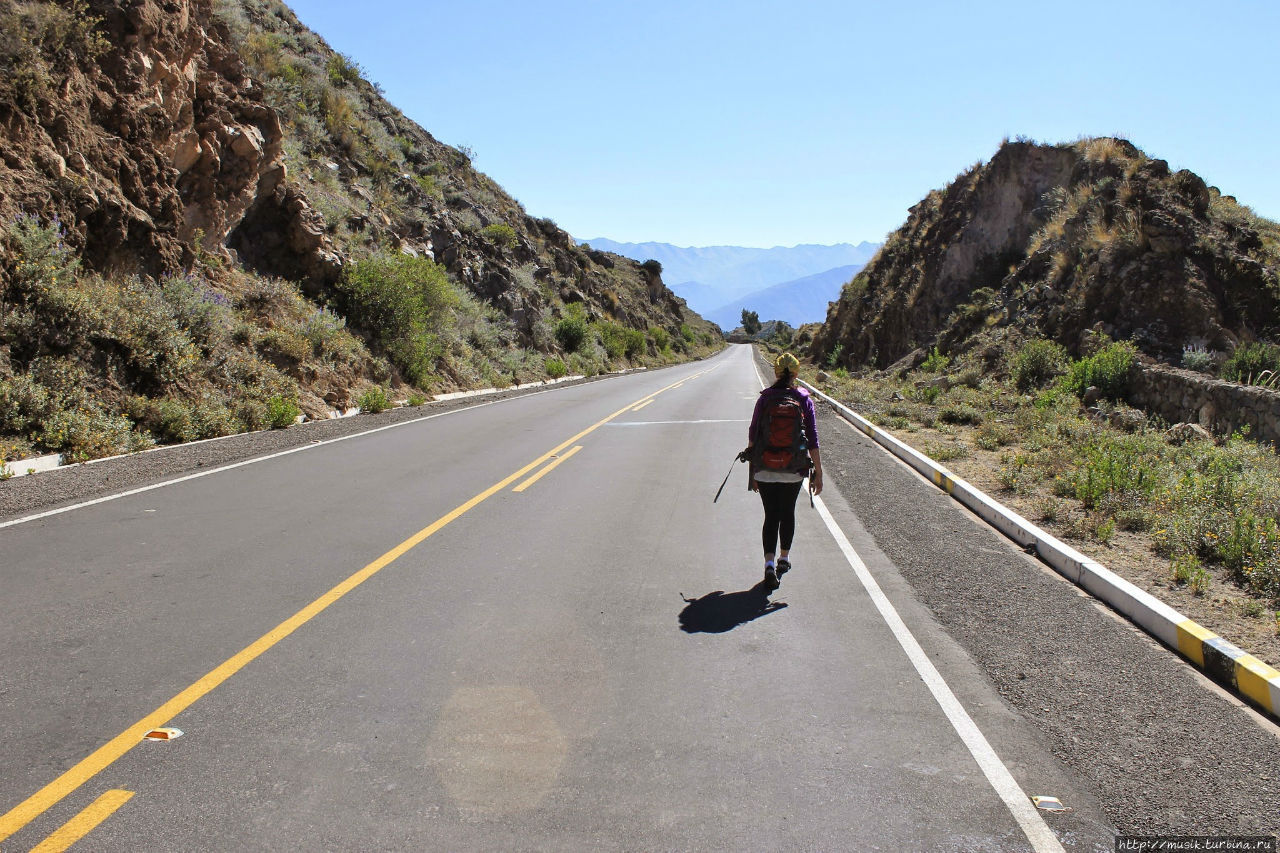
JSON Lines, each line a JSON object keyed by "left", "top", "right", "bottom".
{"left": 1222, "top": 341, "right": 1280, "bottom": 384}
{"left": 648, "top": 326, "right": 671, "bottom": 352}
{"left": 623, "top": 328, "right": 645, "bottom": 358}
{"left": 301, "top": 308, "right": 365, "bottom": 366}
{"left": 258, "top": 328, "right": 312, "bottom": 363}
{"left": 545, "top": 358, "right": 567, "bottom": 378}
{"left": 125, "top": 397, "right": 202, "bottom": 443}
{"left": 1066, "top": 436, "right": 1161, "bottom": 509}
{"left": 1012, "top": 339, "right": 1068, "bottom": 391}
{"left": 924, "top": 441, "right": 968, "bottom": 462}
{"left": 555, "top": 314, "right": 588, "bottom": 353}
{"left": 975, "top": 422, "right": 1014, "bottom": 450}
{"left": 480, "top": 223, "right": 518, "bottom": 249}
{"left": 338, "top": 254, "right": 458, "bottom": 384}
{"left": 233, "top": 399, "right": 270, "bottom": 431}
{"left": 267, "top": 395, "right": 301, "bottom": 428}
{"left": 1181, "top": 344, "right": 1214, "bottom": 373}
{"left": 326, "top": 52, "right": 363, "bottom": 87}
{"left": 188, "top": 396, "right": 238, "bottom": 439}
{"left": 921, "top": 347, "right": 950, "bottom": 373}
{"left": 406, "top": 391, "right": 428, "bottom": 406}
{"left": 679, "top": 323, "right": 695, "bottom": 343}
{"left": 357, "top": 386, "right": 391, "bottom": 414}
{"left": 415, "top": 174, "right": 442, "bottom": 199}
{"left": 160, "top": 275, "right": 232, "bottom": 349}
{"left": 939, "top": 404, "right": 983, "bottom": 425}
{"left": 596, "top": 322, "right": 628, "bottom": 360}
{"left": 39, "top": 409, "right": 136, "bottom": 462}
{"left": 1171, "top": 552, "right": 1211, "bottom": 595}
{"left": 912, "top": 384, "right": 943, "bottom": 404}
{"left": 0, "top": 374, "right": 56, "bottom": 433}
{"left": 1063, "top": 340, "right": 1136, "bottom": 400}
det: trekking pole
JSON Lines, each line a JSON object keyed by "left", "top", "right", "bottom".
{"left": 713, "top": 454, "right": 744, "bottom": 503}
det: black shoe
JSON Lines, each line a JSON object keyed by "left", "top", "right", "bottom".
{"left": 776, "top": 558, "right": 791, "bottom": 577}
{"left": 763, "top": 565, "right": 780, "bottom": 590}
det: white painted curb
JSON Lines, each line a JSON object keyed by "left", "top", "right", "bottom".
{"left": 431, "top": 374, "right": 585, "bottom": 402}
{"left": 801, "top": 378, "right": 1280, "bottom": 719}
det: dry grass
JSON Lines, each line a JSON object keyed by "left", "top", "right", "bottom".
{"left": 801, "top": 345, "right": 1280, "bottom": 670}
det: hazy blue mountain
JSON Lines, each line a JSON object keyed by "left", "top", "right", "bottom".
{"left": 707, "top": 264, "right": 864, "bottom": 329}
{"left": 578, "top": 238, "right": 880, "bottom": 314}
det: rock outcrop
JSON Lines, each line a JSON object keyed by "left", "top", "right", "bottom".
{"left": 0, "top": 0, "right": 338, "bottom": 283}
{"left": 812, "top": 139, "right": 1280, "bottom": 369}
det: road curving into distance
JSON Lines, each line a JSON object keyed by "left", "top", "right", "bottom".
{"left": 0, "top": 344, "right": 1143, "bottom": 850}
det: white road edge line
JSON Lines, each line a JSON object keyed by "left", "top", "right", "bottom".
{"left": 5, "top": 348, "right": 737, "bottom": 527}
{"left": 0, "top": 399, "right": 497, "bottom": 530}
{"left": 812, "top": 496, "right": 1064, "bottom": 853}
{"left": 1, "top": 356, "right": 730, "bottom": 531}
{"left": 750, "top": 346, "right": 1063, "bottom": 852}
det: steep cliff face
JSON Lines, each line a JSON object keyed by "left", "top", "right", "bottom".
{"left": 812, "top": 139, "right": 1280, "bottom": 369}
{"left": 0, "top": 0, "right": 336, "bottom": 281}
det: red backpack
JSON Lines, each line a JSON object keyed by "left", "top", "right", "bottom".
{"left": 754, "top": 390, "right": 811, "bottom": 473}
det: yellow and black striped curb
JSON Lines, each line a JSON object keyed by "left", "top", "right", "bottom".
{"left": 802, "top": 379, "right": 1280, "bottom": 721}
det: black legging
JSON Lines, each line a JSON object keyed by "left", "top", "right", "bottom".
{"left": 757, "top": 480, "right": 803, "bottom": 555}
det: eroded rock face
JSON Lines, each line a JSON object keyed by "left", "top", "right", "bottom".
{"left": 0, "top": 0, "right": 334, "bottom": 282}
{"left": 812, "top": 139, "right": 1280, "bottom": 369}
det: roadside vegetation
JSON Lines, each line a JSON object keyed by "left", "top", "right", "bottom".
{"left": 0, "top": 216, "right": 707, "bottom": 468}
{"left": 761, "top": 333, "right": 1280, "bottom": 664}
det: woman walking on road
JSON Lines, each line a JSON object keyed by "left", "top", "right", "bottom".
{"left": 743, "top": 352, "right": 822, "bottom": 591}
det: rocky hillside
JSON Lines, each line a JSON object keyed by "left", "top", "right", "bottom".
{"left": 0, "top": 0, "right": 718, "bottom": 463}
{"left": 811, "top": 138, "right": 1280, "bottom": 372}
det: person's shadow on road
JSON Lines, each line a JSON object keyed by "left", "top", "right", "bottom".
{"left": 678, "top": 584, "right": 788, "bottom": 633}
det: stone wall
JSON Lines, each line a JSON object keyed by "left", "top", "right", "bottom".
{"left": 1129, "top": 362, "right": 1280, "bottom": 445}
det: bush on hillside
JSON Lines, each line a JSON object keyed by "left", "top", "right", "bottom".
{"left": 1012, "top": 339, "right": 1069, "bottom": 391}
{"left": 267, "top": 395, "right": 301, "bottom": 428}
{"left": 555, "top": 311, "right": 588, "bottom": 353}
{"left": 357, "top": 385, "right": 391, "bottom": 413}
{"left": 480, "top": 223, "right": 518, "bottom": 249}
{"left": 596, "top": 322, "right": 628, "bottom": 360}
{"left": 1222, "top": 341, "right": 1280, "bottom": 384}
{"left": 1063, "top": 341, "right": 1137, "bottom": 400}
{"left": 337, "top": 254, "right": 458, "bottom": 384}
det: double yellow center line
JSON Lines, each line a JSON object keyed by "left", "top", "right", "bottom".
{"left": 0, "top": 367, "right": 710, "bottom": 845}
{"left": 29, "top": 790, "right": 133, "bottom": 853}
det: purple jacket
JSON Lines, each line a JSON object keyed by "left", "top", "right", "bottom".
{"left": 749, "top": 385, "right": 819, "bottom": 450}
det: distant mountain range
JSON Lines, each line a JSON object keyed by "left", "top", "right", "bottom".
{"left": 705, "top": 264, "right": 863, "bottom": 330}
{"left": 579, "top": 238, "right": 880, "bottom": 320}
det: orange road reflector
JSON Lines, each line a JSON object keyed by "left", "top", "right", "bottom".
{"left": 143, "top": 728, "right": 183, "bottom": 741}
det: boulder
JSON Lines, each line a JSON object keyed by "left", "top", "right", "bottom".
{"left": 1166, "top": 422, "right": 1212, "bottom": 445}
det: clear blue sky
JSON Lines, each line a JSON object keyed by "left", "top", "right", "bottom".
{"left": 285, "top": 0, "right": 1278, "bottom": 248}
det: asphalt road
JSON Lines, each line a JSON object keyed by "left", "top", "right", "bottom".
{"left": 0, "top": 345, "right": 1121, "bottom": 851}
